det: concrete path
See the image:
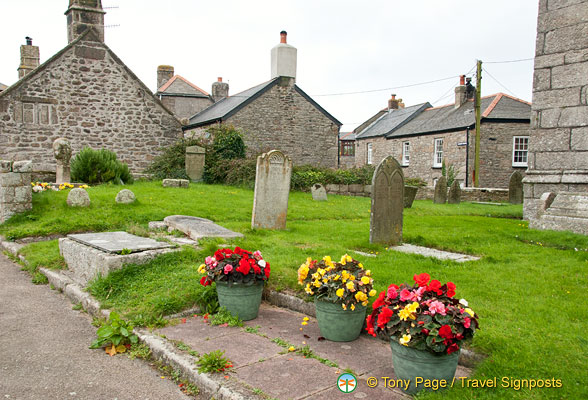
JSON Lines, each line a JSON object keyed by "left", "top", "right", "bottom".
{"left": 0, "top": 254, "right": 201, "bottom": 400}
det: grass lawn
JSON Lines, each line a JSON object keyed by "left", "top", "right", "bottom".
{"left": 1, "top": 181, "right": 586, "bottom": 399}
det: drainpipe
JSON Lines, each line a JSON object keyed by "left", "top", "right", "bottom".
{"left": 465, "top": 126, "right": 470, "bottom": 187}
{"left": 336, "top": 131, "right": 340, "bottom": 168}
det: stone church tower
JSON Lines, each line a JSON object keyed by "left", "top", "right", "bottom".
{"left": 65, "top": 0, "right": 106, "bottom": 43}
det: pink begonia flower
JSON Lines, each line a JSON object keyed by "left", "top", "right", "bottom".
{"left": 412, "top": 286, "right": 426, "bottom": 301}
{"left": 253, "top": 250, "right": 263, "bottom": 260}
{"left": 464, "top": 317, "right": 471, "bottom": 329}
{"left": 428, "top": 300, "right": 447, "bottom": 316}
{"left": 399, "top": 289, "right": 412, "bottom": 302}
{"left": 205, "top": 256, "right": 218, "bottom": 267}
{"left": 223, "top": 265, "right": 233, "bottom": 274}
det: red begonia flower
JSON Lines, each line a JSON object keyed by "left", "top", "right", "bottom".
{"left": 413, "top": 273, "right": 430, "bottom": 287}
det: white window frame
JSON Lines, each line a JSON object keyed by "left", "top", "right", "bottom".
{"left": 402, "top": 141, "right": 410, "bottom": 166}
{"left": 512, "top": 136, "right": 529, "bottom": 167}
{"left": 433, "top": 138, "right": 444, "bottom": 168}
{"left": 367, "top": 143, "right": 373, "bottom": 165}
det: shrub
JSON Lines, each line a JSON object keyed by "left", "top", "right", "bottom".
{"left": 290, "top": 165, "right": 375, "bottom": 190}
{"left": 71, "top": 147, "right": 133, "bottom": 185}
{"left": 405, "top": 177, "right": 428, "bottom": 187}
{"left": 442, "top": 161, "right": 458, "bottom": 187}
{"left": 144, "top": 138, "right": 204, "bottom": 179}
{"left": 203, "top": 125, "right": 247, "bottom": 184}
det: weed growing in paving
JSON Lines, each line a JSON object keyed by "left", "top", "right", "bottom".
{"left": 196, "top": 350, "right": 233, "bottom": 374}
{"left": 209, "top": 307, "right": 243, "bottom": 327}
{"left": 271, "top": 338, "right": 338, "bottom": 368}
{"left": 89, "top": 311, "right": 138, "bottom": 356}
{"left": 127, "top": 343, "right": 152, "bottom": 360}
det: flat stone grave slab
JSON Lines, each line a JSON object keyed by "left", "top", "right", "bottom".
{"left": 163, "top": 215, "right": 243, "bottom": 240}
{"left": 68, "top": 231, "right": 173, "bottom": 254}
{"left": 389, "top": 244, "right": 480, "bottom": 263}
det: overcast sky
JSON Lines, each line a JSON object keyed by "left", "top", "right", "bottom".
{"left": 0, "top": 0, "right": 539, "bottom": 131}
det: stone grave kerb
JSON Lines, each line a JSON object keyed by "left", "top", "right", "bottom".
{"left": 251, "top": 150, "right": 292, "bottom": 230}
{"left": 370, "top": 156, "right": 404, "bottom": 245}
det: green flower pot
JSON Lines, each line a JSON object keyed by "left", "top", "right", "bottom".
{"left": 215, "top": 281, "right": 264, "bottom": 321}
{"left": 390, "top": 339, "right": 460, "bottom": 394}
{"left": 314, "top": 299, "right": 366, "bottom": 342}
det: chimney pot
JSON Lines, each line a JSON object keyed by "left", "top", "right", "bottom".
{"left": 25, "top": 36, "right": 33, "bottom": 45}
{"left": 280, "top": 31, "right": 287, "bottom": 44}
{"left": 388, "top": 94, "right": 400, "bottom": 110}
{"left": 460, "top": 75, "right": 465, "bottom": 85}
{"left": 217, "top": 77, "right": 222, "bottom": 82}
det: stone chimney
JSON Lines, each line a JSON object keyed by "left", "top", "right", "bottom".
{"left": 65, "top": 0, "right": 106, "bottom": 44}
{"left": 388, "top": 94, "right": 399, "bottom": 110}
{"left": 271, "top": 31, "right": 297, "bottom": 81}
{"left": 454, "top": 75, "right": 467, "bottom": 109}
{"left": 212, "top": 77, "right": 229, "bottom": 102}
{"left": 157, "top": 65, "right": 174, "bottom": 90}
{"left": 18, "top": 37, "right": 40, "bottom": 79}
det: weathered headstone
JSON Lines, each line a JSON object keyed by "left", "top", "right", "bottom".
{"left": 509, "top": 171, "right": 523, "bottom": 204}
{"left": 53, "top": 138, "right": 72, "bottom": 184}
{"left": 448, "top": 180, "right": 461, "bottom": 204}
{"left": 370, "top": 156, "right": 404, "bottom": 245}
{"left": 311, "top": 184, "right": 327, "bottom": 201}
{"left": 67, "top": 188, "right": 90, "bottom": 207}
{"left": 162, "top": 179, "right": 189, "bottom": 188}
{"left": 251, "top": 150, "right": 292, "bottom": 229}
{"left": 115, "top": 189, "right": 136, "bottom": 204}
{"left": 434, "top": 176, "right": 447, "bottom": 204}
{"left": 403, "top": 186, "right": 418, "bottom": 208}
{"left": 185, "top": 145, "right": 205, "bottom": 182}
{"left": 0, "top": 160, "right": 33, "bottom": 223}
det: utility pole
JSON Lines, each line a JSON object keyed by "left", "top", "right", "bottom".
{"left": 474, "top": 60, "right": 482, "bottom": 187}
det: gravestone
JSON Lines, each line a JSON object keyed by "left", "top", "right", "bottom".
{"left": 53, "top": 138, "right": 72, "bottom": 184}
{"left": 434, "top": 176, "right": 447, "bottom": 204}
{"left": 404, "top": 186, "right": 418, "bottom": 208}
{"left": 311, "top": 184, "right": 327, "bottom": 201}
{"left": 115, "top": 189, "right": 136, "bottom": 204}
{"left": 251, "top": 150, "right": 292, "bottom": 229}
{"left": 448, "top": 180, "right": 461, "bottom": 204}
{"left": 370, "top": 156, "right": 404, "bottom": 245}
{"left": 164, "top": 215, "right": 244, "bottom": 240}
{"left": 509, "top": 171, "right": 523, "bottom": 204}
{"left": 162, "top": 179, "right": 189, "bottom": 188}
{"left": 185, "top": 145, "right": 205, "bottom": 182}
{"left": 67, "top": 188, "right": 90, "bottom": 207}
{"left": 0, "top": 160, "right": 33, "bottom": 223}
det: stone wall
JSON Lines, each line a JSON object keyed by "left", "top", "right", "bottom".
{"left": 160, "top": 96, "right": 213, "bottom": 121}
{"left": 224, "top": 78, "right": 339, "bottom": 168}
{"left": 524, "top": 0, "right": 588, "bottom": 221}
{"left": 0, "top": 36, "right": 183, "bottom": 177}
{"left": 355, "top": 121, "right": 529, "bottom": 188}
{"left": 0, "top": 160, "right": 32, "bottom": 223}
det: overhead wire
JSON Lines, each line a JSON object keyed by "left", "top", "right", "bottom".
{"left": 484, "top": 57, "right": 534, "bottom": 64}
{"left": 482, "top": 67, "right": 519, "bottom": 97}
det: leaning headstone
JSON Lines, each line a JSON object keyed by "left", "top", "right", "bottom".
{"left": 67, "top": 188, "right": 90, "bottom": 207}
{"left": 0, "top": 160, "right": 33, "bottom": 223}
{"left": 185, "top": 145, "right": 206, "bottom": 182}
{"left": 53, "top": 138, "right": 72, "bottom": 184}
{"left": 370, "top": 156, "right": 404, "bottom": 245}
{"left": 434, "top": 176, "right": 447, "bottom": 204}
{"left": 251, "top": 150, "right": 292, "bottom": 229}
{"left": 115, "top": 189, "right": 136, "bottom": 204}
{"left": 448, "top": 180, "right": 461, "bottom": 204}
{"left": 509, "top": 171, "right": 523, "bottom": 204}
{"left": 311, "top": 184, "right": 328, "bottom": 201}
{"left": 404, "top": 186, "right": 418, "bottom": 208}
{"left": 162, "top": 179, "right": 189, "bottom": 188}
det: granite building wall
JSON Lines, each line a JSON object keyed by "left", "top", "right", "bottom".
{"left": 0, "top": 35, "right": 183, "bottom": 177}
{"left": 523, "top": 0, "right": 588, "bottom": 220}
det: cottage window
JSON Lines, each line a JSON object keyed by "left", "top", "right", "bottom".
{"left": 341, "top": 141, "right": 355, "bottom": 156}
{"left": 367, "top": 143, "right": 373, "bottom": 165}
{"left": 512, "top": 136, "right": 529, "bottom": 167}
{"left": 402, "top": 142, "right": 410, "bottom": 166}
{"left": 433, "top": 138, "right": 443, "bottom": 168}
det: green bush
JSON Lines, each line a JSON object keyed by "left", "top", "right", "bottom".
{"left": 405, "top": 177, "right": 428, "bottom": 187}
{"left": 290, "top": 165, "right": 375, "bottom": 190}
{"left": 71, "top": 147, "right": 133, "bottom": 185}
{"left": 144, "top": 138, "right": 203, "bottom": 179}
{"left": 203, "top": 125, "right": 247, "bottom": 184}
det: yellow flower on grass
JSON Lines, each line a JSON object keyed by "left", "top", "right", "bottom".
{"left": 400, "top": 334, "right": 411, "bottom": 346}
{"left": 369, "top": 289, "right": 377, "bottom": 297}
{"left": 336, "top": 288, "right": 345, "bottom": 297}
{"left": 346, "top": 281, "right": 355, "bottom": 291}
{"left": 361, "top": 276, "right": 370, "bottom": 285}
{"left": 197, "top": 264, "right": 206, "bottom": 274}
{"left": 355, "top": 292, "right": 368, "bottom": 302}
{"left": 465, "top": 308, "right": 475, "bottom": 317}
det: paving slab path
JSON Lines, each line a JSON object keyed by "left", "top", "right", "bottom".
{"left": 0, "top": 254, "right": 203, "bottom": 400}
{"left": 157, "top": 304, "right": 471, "bottom": 399}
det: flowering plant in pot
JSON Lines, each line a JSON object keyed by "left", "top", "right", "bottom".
{"left": 297, "top": 254, "right": 376, "bottom": 341}
{"left": 366, "top": 273, "right": 479, "bottom": 394}
{"left": 198, "top": 247, "right": 270, "bottom": 321}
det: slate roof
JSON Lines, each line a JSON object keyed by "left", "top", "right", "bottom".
{"left": 156, "top": 75, "right": 210, "bottom": 98}
{"left": 355, "top": 102, "right": 431, "bottom": 139}
{"left": 0, "top": 82, "right": 7, "bottom": 91}
{"left": 339, "top": 132, "right": 355, "bottom": 141}
{"left": 185, "top": 78, "right": 342, "bottom": 129}
{"left": 389, "top": 93, "right": 531, "bottom": 138}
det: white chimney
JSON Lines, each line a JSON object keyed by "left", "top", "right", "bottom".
{"left": 271, "top": 31, "right": 297, "bottom": 80}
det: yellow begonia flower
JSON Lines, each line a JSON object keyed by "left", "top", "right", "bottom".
{"left": 369, "top": 289, "right": 377, "bottom": 297}
{"left": 355, "top": 292, "right": 367, "bottom": 302}
{"left": 336, "top": 288, "right": 345, "bottom": 297}
{"left": 322, "top": 278, "right": 329, "bottom": 284}
{"left": 340, "top": 254, "right": 353, "bottom": 265}
{"left": 311, "top": 272, "right": 320, "bottom": 280}
{"left": 342, "top": 271, "right": 350, "bottom": 280}
{"left": 399, "top": 308, "right": 416, "bottom": 321}
{"left": 350, "top": 304, "right": 356, "bottom": 311}
{"left": 365, "top": 270, "right": 371, "bottom": 276}
{"left": 334, "top": 274, "right": 341, "bottom": 281}
{"left": 322, "top": 256, "right": 334, "bottom": 267}
{"left": 197, "top": 264, "right": 206, "bottom": 274}
{"left": 465, "top": 308, "right": 475, "bottom": 317}
{"left": 400, "top": 334, "right": 411, "bottom": 346}
{"left": 358, "top": 263, "right": 364, "bottom": 269}
{"left": 407, "top": 302, "right": 419, "bottom": 313}
{"left": 297, "top": 265, "right": 309, "bottom": 283}
{"left": 313, "top": 280, "right": 321, "bottom": 288}
{"left": 346, "top": 281, "right": 355, "bottom": 291}
{"left": 342, "top": 304, "right": 347, "bottom": 310}
{"left": 318, "top": 268, "right": 326, "bottom": 276}
{"left": 349, "top": 275, "right": 356, "bottom": 281}
{"left": 305, "top": 286, "right": 314, "bottom": 295}
{"left": 361, "top": 276, "right": 370, "bottom": 285}
{"left": 362, "top": 301, "right": 368, "bottom": 306}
